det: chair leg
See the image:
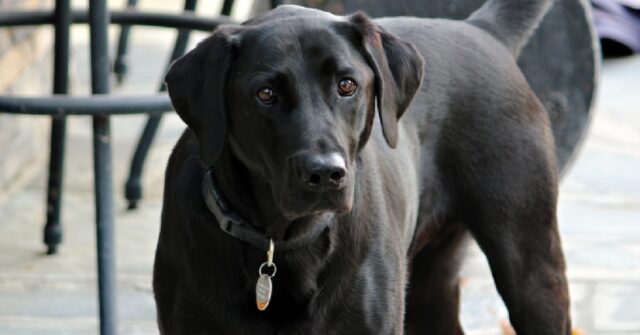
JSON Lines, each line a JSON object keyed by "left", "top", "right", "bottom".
{"left": 113, "top": 0, "right": 139, "bottom": 84}
{"left": 89, "top": 0, "right": 118, "bottom": 332}
{"left": 46, "top": 0, "right": 71, "bottom": 255}
{"left": 125, "top": 113, "right": 162, "bottom": 209}
{"left": 44, "top": 116, "right": 66, "bottom": 255}
{"left": 93, "top": 115, "right": 117, "bottom": 335}
{"left": 125, "top": 0, "right": 199, "bottom": 210}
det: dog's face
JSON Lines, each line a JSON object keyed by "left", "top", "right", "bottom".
{"left": 166, "top": 6, "right": 423, "bottom": 219}
{"left": 223, "top": 20, "right": 374, "bottom": 218}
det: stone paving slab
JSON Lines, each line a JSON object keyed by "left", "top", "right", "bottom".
{"left": 592, "top": 283, "right": 640, "bottom": 333}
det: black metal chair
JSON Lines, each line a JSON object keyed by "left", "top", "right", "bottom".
{"left": 0, "top": 1, "right": 243, "bottom": 333}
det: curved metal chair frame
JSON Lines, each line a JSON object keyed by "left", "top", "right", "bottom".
{"left": 0, "top": 0, "right": 257, "bottom": 333}
{"left": 121, "top": 0, "right": 283, "bottom": 210}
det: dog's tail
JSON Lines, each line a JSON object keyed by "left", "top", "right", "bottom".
{"left": 467, "top": 0, "right": 554, "bottom": 57}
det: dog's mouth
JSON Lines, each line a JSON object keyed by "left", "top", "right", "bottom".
{"left": 270, "top": 182, "right": 354, "bottom": 221}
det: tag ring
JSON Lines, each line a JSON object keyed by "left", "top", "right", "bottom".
{"left": 258, "top": 262, "right": 277, "bottom": 277}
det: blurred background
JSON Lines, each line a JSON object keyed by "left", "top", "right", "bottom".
{"left": 0, "top": 0, "right": 638, "bottom": 334}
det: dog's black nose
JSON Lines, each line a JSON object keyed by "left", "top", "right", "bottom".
{"left": 295, "top": 153, "right": 347, "bottom": 191}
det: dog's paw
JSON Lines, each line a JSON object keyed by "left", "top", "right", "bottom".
{"left": 499, "top": 319, "right": 586, "bottom": 335}
{"left": 500, "top": 319, "right": 517, "bottom": 335}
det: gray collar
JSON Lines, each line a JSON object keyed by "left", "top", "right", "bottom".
{"left": 202, "top": 169, "right": 331, "bottom": 251}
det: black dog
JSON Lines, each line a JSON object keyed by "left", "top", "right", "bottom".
{"left": 154, "top": 0, "right": 571, "bottom": 333}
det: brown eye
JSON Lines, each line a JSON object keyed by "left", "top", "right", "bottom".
{"left": 257, "top": 87, "right": 275, "bottom": 103}
{"left": 338, "top": 78, "right": 357, "bottom": 96}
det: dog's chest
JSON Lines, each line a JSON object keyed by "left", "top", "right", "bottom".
{"left": 235, "top": 231, "right": 390, "bottom": 332}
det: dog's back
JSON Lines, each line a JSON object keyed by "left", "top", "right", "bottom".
{"left": 373, "top": 0, "right": 555, "bottom": 156}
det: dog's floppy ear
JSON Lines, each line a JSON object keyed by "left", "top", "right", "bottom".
{"left": 165, "top": 27, "right": 238, "bottom": 166}
{"left": 348, "top": 12, "right": 424, "bottom": 148}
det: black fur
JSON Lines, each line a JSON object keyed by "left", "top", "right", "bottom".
{"left": 154, "top": 1, "right": 570, "bottom": 334}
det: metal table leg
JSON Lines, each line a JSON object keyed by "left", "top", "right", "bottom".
{"left": 89, "top": 0, "right": 117, "bottom": 334}
{"left": 44, "top": 0, "right": 70, "bottom": 255}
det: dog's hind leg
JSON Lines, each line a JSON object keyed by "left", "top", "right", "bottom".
{"left": 449, "top": 132, "right": 572, "bottom": 335}
{"left": 465, "top": 199, "right": 571, "bottom": 335}
{"left": 405, "top": 222, "right": 467, "bottom": 335}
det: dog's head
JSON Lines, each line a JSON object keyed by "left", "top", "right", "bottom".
{"left": 166, "top": 5, "right": 423, "bottom": 219}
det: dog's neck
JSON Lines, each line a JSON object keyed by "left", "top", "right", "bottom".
{"left": 210, "top": 146, "right": 332, "bottom": 243}
{"left": 211, "top": 148, "right": 278, "bottom": 235}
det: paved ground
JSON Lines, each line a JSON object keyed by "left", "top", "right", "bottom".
{"left": 0, "top": 3, "right": 639, "bottom": 333}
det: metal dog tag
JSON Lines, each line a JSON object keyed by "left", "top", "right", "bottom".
{"left": 256, "top": 240, "right": 277, "bottom": 311}
{"left": 256, "top": 273, "right": 272, "bottom": 311}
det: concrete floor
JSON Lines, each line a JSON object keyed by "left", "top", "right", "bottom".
{"left": 0, "top": 5, "right": 639, "bottom": 333}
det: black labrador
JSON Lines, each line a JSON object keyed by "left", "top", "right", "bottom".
{"left": 154, "top": 0, "right": 571, "bottom": 333}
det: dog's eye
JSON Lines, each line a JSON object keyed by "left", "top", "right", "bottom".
{"left": 338, "top": 78, "right": 357, "bottom": 96}
{"left": 257, "top": 87, "right": 276, "bottom": 104}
